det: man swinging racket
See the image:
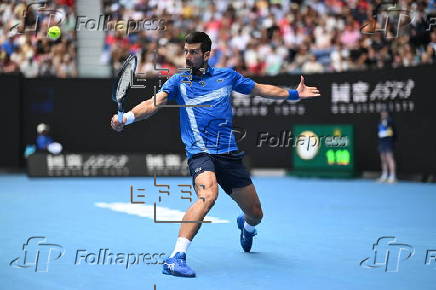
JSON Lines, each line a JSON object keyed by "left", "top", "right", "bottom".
{"left": 111, "top": 32, "right": 320, "bottom": 278}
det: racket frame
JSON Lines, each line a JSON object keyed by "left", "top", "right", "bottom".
{"left": 112, "top": 54, "right": 138, "bottom": 123}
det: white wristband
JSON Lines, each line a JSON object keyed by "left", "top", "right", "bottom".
{"left": 124, "top": 111, "right": 135, "bottom": 125}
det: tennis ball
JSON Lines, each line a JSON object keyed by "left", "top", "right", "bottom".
{"left": 47, "top": 26, "right": 61, "bottom": 40}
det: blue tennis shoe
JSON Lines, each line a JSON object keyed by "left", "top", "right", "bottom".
{"left": 237, "top": 214, "right": 257, "bottom": 252}
{"left": 162, "top": 252, "right": 196, "bottom": 278}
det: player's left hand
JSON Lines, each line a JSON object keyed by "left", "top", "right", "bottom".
{"left": 296, "top": 75, "right": 321, "bottom": 98}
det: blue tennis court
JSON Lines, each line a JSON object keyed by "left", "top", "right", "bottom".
{"left": 1, "top": 174, "right": 435, "bottom": 290}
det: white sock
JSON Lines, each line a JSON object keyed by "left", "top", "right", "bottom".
{"left": 170, "top": 237, "right": 191, "bottom": 258}
{"left": 380, "top": 171, "right": 388, "bottom": 179}
{"left": 244, "top": 221, "right": 256, "bottom": 233}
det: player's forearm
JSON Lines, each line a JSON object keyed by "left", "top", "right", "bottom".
{"left": 252, "top": 84, "right": 290, "bottom": 99}
{"left": 130, "top": 99, "right": 159, "bottom": 122}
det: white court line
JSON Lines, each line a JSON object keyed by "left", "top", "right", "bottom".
{"left": 95, "top": 202, "right": 229, "bottom": 223}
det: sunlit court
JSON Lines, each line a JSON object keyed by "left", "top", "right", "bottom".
{"left": 2, "top": 176, "right": 436, "bottom": 289}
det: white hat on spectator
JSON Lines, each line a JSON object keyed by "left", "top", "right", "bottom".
{"left": 37, "top": 123, "right": 50, "bottom": 134}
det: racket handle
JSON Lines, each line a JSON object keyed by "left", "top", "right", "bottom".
{"left": 118, "top": 111, "right": 124, "bottom": 123}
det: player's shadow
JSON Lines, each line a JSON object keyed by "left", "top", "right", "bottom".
{"left": 198, "top": 251, "right": 294, "bottom": 276}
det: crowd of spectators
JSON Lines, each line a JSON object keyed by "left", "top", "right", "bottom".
{"left": 103, "top": 0, "right": 436, "bottom": 77}
{"left": 1, "top": 0, "right": 435, "bottom": 77}
{"left": 0, "top": 0, "right": 77, "bottom": 77}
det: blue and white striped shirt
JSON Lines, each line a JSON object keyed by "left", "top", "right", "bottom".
{"left": 160, "top": 66, "right": 255, "bottom": 157}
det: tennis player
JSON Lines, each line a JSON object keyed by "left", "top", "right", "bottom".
{"left": 111, "top": 32, "right": 320, "bottom": 277}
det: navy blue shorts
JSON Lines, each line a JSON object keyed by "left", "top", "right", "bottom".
{"left": 187, "top": 150, "right": 253, "bottom": 195}
{"left": 378, "top": 141, "right": 394, "bottom": 153}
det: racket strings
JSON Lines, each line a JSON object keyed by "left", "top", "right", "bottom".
{"left": 116, "top": 63, "right": 133, "bottom": 100}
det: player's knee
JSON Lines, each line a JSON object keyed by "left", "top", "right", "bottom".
{"left": 196, "top": 182, "right": 218, "bottom": 211}
{"left": 195, "top": 176, "right": 217, "bottom": 193}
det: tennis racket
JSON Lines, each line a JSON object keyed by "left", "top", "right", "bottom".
{"left": 112, "top": 54, "right": 138, "bottom": 123}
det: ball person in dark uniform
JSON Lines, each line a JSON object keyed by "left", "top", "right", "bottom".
{"left": 377, "top": 111, "right": 397, "bottom": 183}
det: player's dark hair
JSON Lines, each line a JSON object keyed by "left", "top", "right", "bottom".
{"left": 185, "top": 32, "right": 212, "bottom": 53}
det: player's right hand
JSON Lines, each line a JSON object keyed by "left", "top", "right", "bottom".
{"left": 111, "top": 114, "right": 126, "bottom": 132}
